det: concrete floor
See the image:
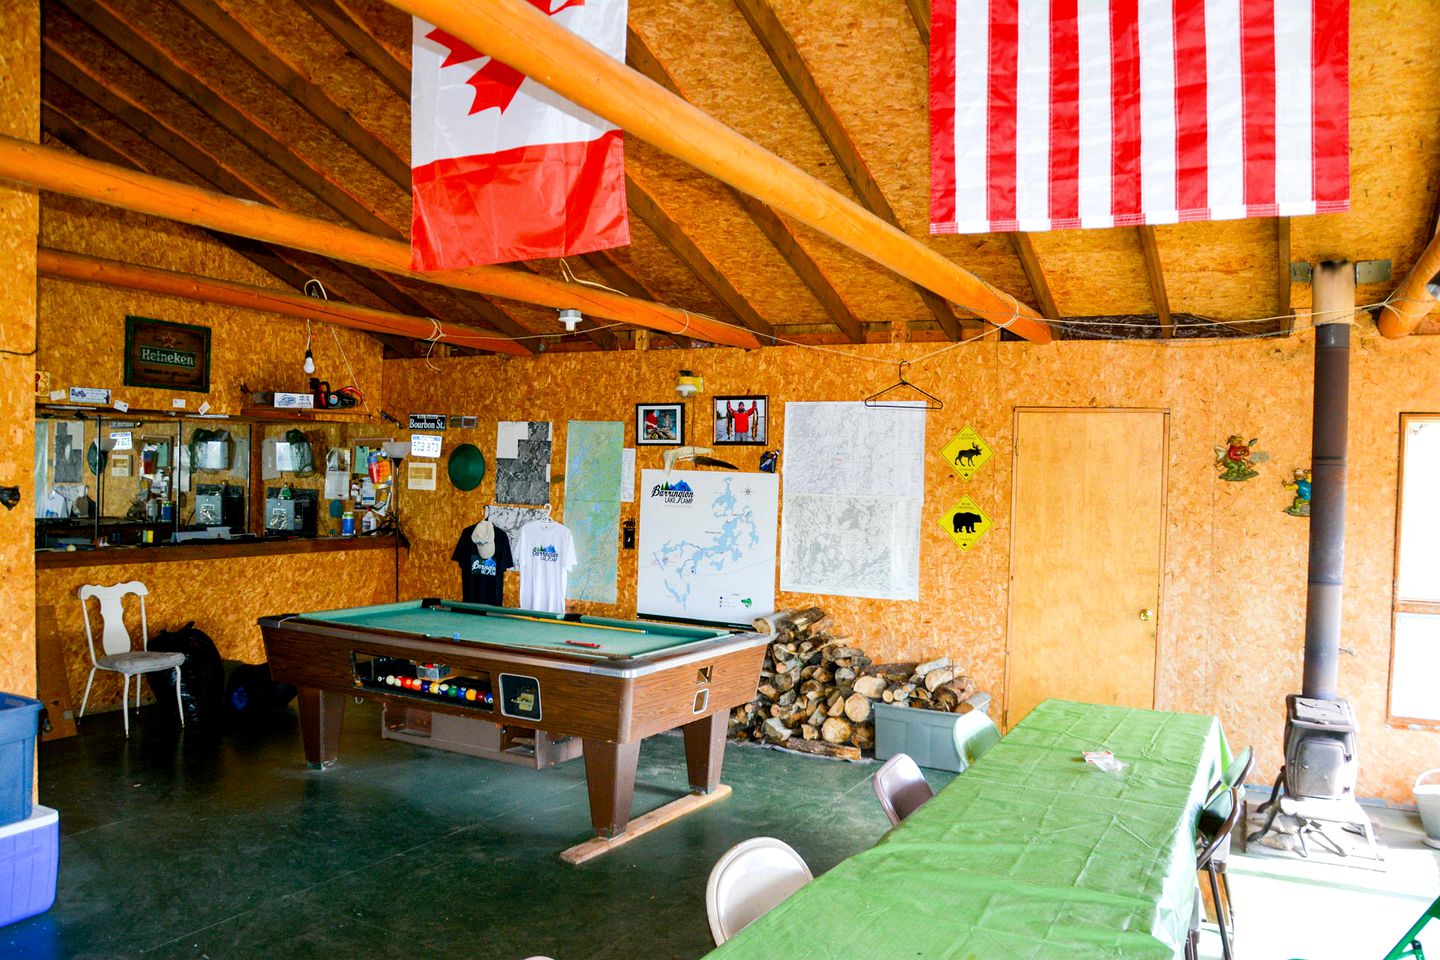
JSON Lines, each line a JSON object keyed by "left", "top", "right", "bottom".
{"left": 3, "top": 702, "right": 1435, "bottom": 960}
{"left": 1, "top": 701, "right": 919, "bottom": 960}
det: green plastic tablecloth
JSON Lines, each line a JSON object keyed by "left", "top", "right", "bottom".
{"left": 706, "top": 699, "right": 1230, "bottom": 960}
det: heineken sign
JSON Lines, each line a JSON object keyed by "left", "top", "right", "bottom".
{"left": 124, "top": 316, "right": 210, "bottom": 393}
{"left": 138, "top": 345, "right": 197, "bottom": 368}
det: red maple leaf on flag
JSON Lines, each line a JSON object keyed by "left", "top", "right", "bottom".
{"left": 427, "top": 0, "right": 586, "bottom": 115}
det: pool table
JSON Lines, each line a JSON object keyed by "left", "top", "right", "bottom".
{"left": 259, "top": 598, "right": 768, "bottom": 860}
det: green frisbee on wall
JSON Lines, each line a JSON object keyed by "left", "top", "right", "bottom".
{"left": 447, "top": 443, "right": 486, "bottom": 491}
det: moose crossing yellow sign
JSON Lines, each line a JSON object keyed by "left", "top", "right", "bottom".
{"left": 939, "top": 496, "right": 992, "bottom": 551}
{"left": 940, "top": 425, "right": 993, "bottom": 481}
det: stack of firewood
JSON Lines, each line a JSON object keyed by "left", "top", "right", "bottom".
{"left": 729, "top": 607, "right": 979, "bottom": 761}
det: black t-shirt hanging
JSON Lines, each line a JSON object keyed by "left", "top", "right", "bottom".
{"left": 451, "top": 524, "right": 514, "bottom": 606}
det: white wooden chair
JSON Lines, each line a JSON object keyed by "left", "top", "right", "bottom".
{"left": 705, "top": 837, "right": 812, "bottom": 945}
{"left": 951, "top": 710, "right": 1001, "bottom": 771}
{"left": 872, "top": 753, "right": 934, "bottom": 826}
{"left": 77, "top": 581, "right": 185, "bottom": 737}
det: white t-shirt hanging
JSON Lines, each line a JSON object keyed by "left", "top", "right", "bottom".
{"left": 516, "top": 519, "right": 578, "bottom": 615}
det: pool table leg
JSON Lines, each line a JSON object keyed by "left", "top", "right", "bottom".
{"left": 582, "top": 739, "right": 641, "bottom": 838}
{"left": 682, "top": 713, "right": 727, "bottom": 794}
{"left": 297, "top": 686, "right": 346, "bottom": 770}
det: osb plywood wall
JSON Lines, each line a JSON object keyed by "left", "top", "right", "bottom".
{"left": 36, "top": 549, "right": 396, "bottom": 712}
{"left": 37, "top": 196, "right": 384, "bottom": 418}
{"left": 0, "top": 1, "right": 39, "bottom": 697}
{"left": 385, "top": 329, "right": 1440, "bottom": 803}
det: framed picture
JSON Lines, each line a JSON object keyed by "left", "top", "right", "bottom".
{"left": 407, "top": 461, "right": 437, "bottom": 491}
{"left": 713, "top": 395, "right": 768, "bottom": 445}
{"left": 124, "top": 316, "right": 211, "bottom": 392}
{"left": 636, "top": 403, "right": 685, "bottom": 446}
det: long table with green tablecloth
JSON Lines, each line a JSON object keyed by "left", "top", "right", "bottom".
{"left": 705, "top": 699, "right": 1230, "bottom": 960}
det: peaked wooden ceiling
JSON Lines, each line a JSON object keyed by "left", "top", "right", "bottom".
{"left": 33, "top": 0, "right": 1440, "bottom": 356}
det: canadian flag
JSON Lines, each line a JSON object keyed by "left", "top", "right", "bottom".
{"left": 410, "top": 1, "right": 630, "bottom": 270}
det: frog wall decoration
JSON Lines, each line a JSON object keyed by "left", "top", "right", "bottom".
{"left": 1214, "top": 435, "right": 1269, "bottom": 482}
{"left": 1283, "top": 468, "right": 1313, "bottom": 516}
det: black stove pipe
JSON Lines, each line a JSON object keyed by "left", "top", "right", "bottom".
{"left": 1302, "top": 261, "right": 1353, "bottom": 702}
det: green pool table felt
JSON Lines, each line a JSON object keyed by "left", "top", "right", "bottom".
{"left": 295, "top": 599, "right": 734, "bottom": 660}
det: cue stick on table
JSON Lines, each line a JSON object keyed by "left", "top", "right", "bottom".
{"left": 435, "top": 605, "right": 648, "bottom": 634}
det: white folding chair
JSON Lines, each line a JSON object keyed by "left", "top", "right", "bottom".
{"left": 952, "top": 710, "right": 1001, "bottom": 771}
{"left": 872, "top": 753, "right": 934, "bottom": 826}
{"left": 706, "top": 837, "right": 812, "bottom": 945}
{"left": 77, "top": 581, "right": 185, "bottom": 737}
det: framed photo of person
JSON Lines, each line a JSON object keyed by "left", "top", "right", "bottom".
{"left": 636, "top": 403, "right": 685, "bottom": 446}
{"left": 713, "top": 395, "right": 768, "bottom": 445}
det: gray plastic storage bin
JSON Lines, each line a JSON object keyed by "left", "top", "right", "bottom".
{"left": 873, "top": 702, "right": 969, "bottom": 772}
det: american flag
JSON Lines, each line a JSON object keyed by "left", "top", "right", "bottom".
{"left": 930, "top": 0, "right": 1349, "bottom": 234}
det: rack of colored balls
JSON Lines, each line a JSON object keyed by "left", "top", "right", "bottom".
{"left": 382, "top": 673, "right": 493, "bottom": 706}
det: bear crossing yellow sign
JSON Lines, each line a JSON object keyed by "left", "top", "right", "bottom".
{"left": 939, "top": 495, "right": 992, "bottom": 551}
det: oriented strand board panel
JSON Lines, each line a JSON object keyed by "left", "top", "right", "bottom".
{"left": 36, "top": 547, "right": 395, "bottom": 712}
{"left": 0, "top": 0, "right": 39, "bottom": 697}
{"left": 384, "top": 326, "right": 1440, "bottom": 805}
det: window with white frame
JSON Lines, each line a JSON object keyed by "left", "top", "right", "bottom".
{"left": 1391, "top": 414, "right": 1440, "bottom": 725}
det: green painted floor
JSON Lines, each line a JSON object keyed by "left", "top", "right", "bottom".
{"left": 2, "top": 702, "right": 946, "bottom": 960}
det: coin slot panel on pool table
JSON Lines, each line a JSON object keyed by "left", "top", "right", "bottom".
{"left": 351, "top": 653, "right": 495, "bottom": 712}
{"left": 696, "top": 666, "right": 713, "bottom": 684}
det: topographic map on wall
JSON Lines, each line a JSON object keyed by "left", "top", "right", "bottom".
{"left": 562, "top": 421, "right": 624, "bottom": 604}
{"left": 495, "top": 421, "right": 551, "bottom": 505}
{"left": 638, "top": 469, "right": 778, "bottom": 627}
{"left": 780, "top": 401, "right": 926, "bottom": 601}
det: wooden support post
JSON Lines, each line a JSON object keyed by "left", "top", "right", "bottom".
{"left": 387, "top": 0, "right": 1051, "bottom": 342}
{"left": 682, "top": 713, "right": 727, "bottom": 793}
{"left": 1379, "top": 223, "right": 1440, "bottom": 338}
{"left": 581, "top": 739, "right": 641, "bottom": 837}
{"left": 1137, "top": 226, "right": 1173, "bottom": 338}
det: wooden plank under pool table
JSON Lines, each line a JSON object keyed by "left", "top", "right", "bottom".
{"left": 259, "top": 598, "right": 769, "bottom": 862}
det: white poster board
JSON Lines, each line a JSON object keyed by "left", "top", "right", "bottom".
{"left": 637, "top": 469, "right": 778, "bottom": 627}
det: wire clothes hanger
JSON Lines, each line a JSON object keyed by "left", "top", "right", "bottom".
{"left": 863, "top": 361, "right": 944, "bottom": 411}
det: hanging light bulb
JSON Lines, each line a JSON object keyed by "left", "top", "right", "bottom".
{"left": 302, "top": 324, "right": 316, "bottom": 374}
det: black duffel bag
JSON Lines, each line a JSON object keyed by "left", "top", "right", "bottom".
{"left": 224, "top": 661, "right": 298, "bottom": 723}
{"left": 145, "top": 621, "right": 225, "bottom": 727}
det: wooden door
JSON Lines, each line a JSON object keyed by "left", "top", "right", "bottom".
{"left": 1005, "top": 409, "right": 1168, "bottom": 728}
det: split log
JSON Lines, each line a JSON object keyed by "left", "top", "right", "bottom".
{"left": 851, "top": 722, "right": 875, "bottom": 749}
{"left": 843, "top": 693, "right": 871, "bottom": 723}
{"left": 762, "top": 718, "right": 792, "bottom": 743}
{"left": 821, "top": 716, "right": 852, "bottom": 744}
{"left": 800, "top": 723, "right": 819, "bottom": 741}
{"left": 923, "top": 667, "right": 955, "bottom": 691}
{"left": 852, "top": 675, "right": 887, "bottom": 699}
{"left": 781, "top": 737, "right": 861, "bottom": 761}
{"left": 914, "top": 657, "right": 950, "bottom": 677}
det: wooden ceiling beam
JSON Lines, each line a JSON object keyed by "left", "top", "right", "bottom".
{"left": 1009, "top": 233, "right": 1060, "bottom": 321}
{"left": 626, "top": 173, "right": 774, "bottom": 341}
{"left": 295, "top": 0, "right": 410, "bottom": 100}
{"left": 1136, "top": 226, "right": 1173, "bottom": 339}
{"left": 56, "top": 0, "right": 404, "bottom": 238}
{"left": 905, "top": 0, "right": 931, "bottom": 46}
{"left": 626, "top": 28, "right": 862, "bottom": 344}
{"left": 0, "top": 138, "right": 760, "bottom": 347}
{"left": 1277, "top": 216, "right": 1294, "bottom": 336}
{"left": 39, "top": 247, "right": 528, "bottom": 354}
{"left": 174, "top": 0, "right": 411, "bottom": 190}
{"left": 387, "top": 0, "right": 1047, "bottom": 341}
{"left": 731, "top": 0, "right": 969, "bottom": 340}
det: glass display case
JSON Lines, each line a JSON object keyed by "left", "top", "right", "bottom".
{"left": 34, "top": 414, "right": 254, "bottom": 548}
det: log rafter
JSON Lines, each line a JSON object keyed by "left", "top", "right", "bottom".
{"left": 731, "top": 0, "right": 970, "bottom": 340}
{"left": 0, "top": 137, "right": 762, "bottom": 348}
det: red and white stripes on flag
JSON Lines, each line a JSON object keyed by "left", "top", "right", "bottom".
{"left": 410, "top": 1, "right": 629, "bottom": 270}
{"left": 929, "top": 0, "right": 1349, "bottom": 234}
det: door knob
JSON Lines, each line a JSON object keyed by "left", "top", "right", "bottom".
{"left": 1139, "top": 609, "right": 1154, "bottom": 622}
